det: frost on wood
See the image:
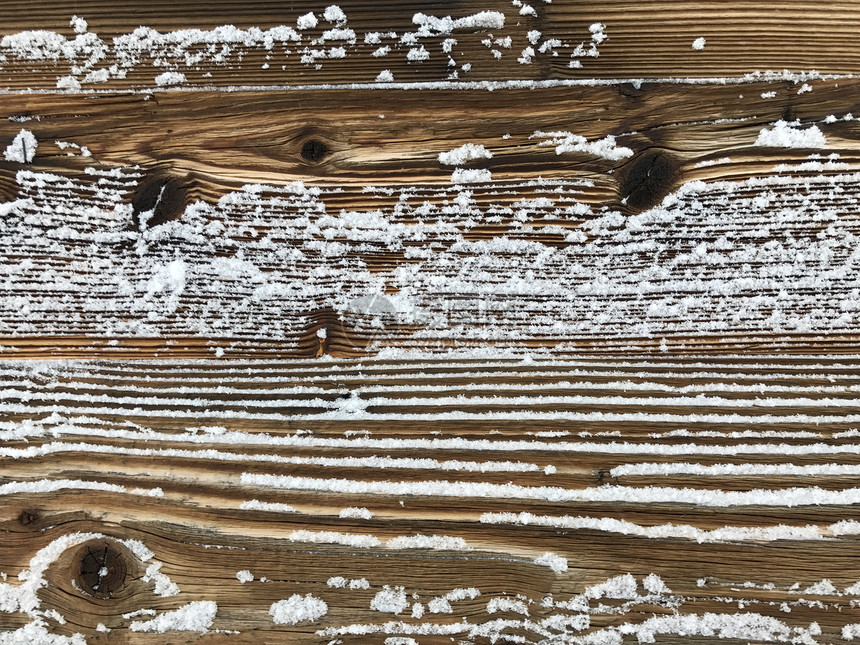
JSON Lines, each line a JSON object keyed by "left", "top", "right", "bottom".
{"left": 129, "top": 601, "right": 217, "bottom": 633}
{"left": 534, "top": 552, "right": 568, "bottom": 573}
{"left": 4, "top": 155, "right": 860, "bottom": 356}
{"left": 438, "top": 143, "right": 493, "bottom": 166}
{"left": 755, "top": 120, "right": 827, "bottom": 148}
{"left": 531, "top": 130, "right": 633, "bottom": 160}
{"left": 371, "top": 586, "right": 409, "bottom": 614}
{"left": 0, "top": 6, "right": 609, "bottom": 89}
{"left": 270, "top": 594, "right": 328, "bottom": 625}
{"left": 4, "top": 129, "right": 37, "bottom": 163}
{"left": 5, "top": 357, "right": 860, "bottom": 640}
{"left": 0, "top": 532, "right": 185, "bottom": 642}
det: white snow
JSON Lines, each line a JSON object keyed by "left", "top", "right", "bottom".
{"left": 375, "top": 70, "right": 394, "bottom": 83}
{"left": 755, "top": 120, "right": 827, "bottom": 148}
{"left": 143, "top": 561, "right": 180, "bottom": 597}
{"left": 438, "top": 143, "right": 493, "bottom": 166}
{"left": 236, "top": 570, "right": 253, "bottom": 583}
{"left": 270, "top": 594, "right": 328, "bottom": 624}
{"left": 70, "top": 16, "right": 88, "bottom": 35}
{"left": 451, "top": 168, "right": 492, "bottom": 183}
{"left": 385, "top": 534, "right": 469, "bottom": 550}
{"left": 297, "top": 13, "right": 318, "bottom": 30}
{"left": 154, "top": 71, "right": 187, "bottom": 87}
{"left": 339, "top": 506, "right": 374, "bottom": 519}
{"left": 239, "top": 499, "right": 298, "bottom": 513}
{"left": 412, "top": 11, "right": 505, "bottom": 34}
{"left": 534, "top": 552, "right": 568, "bottom": 573}
{"left": 371, "top": 586, "right": 408, "bottom": 613}
{"left": 323, "top": 6, "right": 347, "bottom": 23}
{"left": 130, "top": 601, "right": 216, "bottom": 633}
{"left": 486, "top": 597, "right": 529, "bottom": 615}
{"left": 692, "top": 37, "right": 706, "bottom": 50}
{"left": 242, "top": 472, "right": 860, "bottom": 508}
{"left": 4, "top": 130, "right": 37, "bottom": 163}
{"left": 289, "top": 529, "right": 381, "bottom": 548}
{"left": 531, "top": 130, "right": 633, "bottom": 160}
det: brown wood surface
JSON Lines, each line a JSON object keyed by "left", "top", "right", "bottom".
{"left": 2, "top": 1, "right": 860, "bottom": 643}
{"left": 4, "top": 356, "right": 860, "bottom": 643}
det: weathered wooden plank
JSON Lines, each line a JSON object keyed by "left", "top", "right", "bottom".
{"left": 2, "top": 357, "right": 860, "bottom": 642}
{"left": 1, "top": 81, "right": 860, "bottom": 357}
{"left": 0, "top": 1, "right": 857, "bottom": 91}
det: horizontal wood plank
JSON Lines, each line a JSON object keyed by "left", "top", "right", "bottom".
{"left": 0, "top": 1, "right": 857, "bottom": 90}
{"left": 1, "top": 81, "right": 860, "bottom": 356}
{"left": 2, "top": 357, "right": 860, "bottom": 642}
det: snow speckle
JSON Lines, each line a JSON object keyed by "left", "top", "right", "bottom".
{"left": 297, "top": 12, "right": 318, "bottom": 30}
{"left": 643, "top": 573, "right": 671, "bottom": 594}
{"left": 142, "top": 561, "right": 180, "bottom": 597}
{"left": 129, "top": 601, "right": 217, "bottom": 633}
{"left": 451, "top": 168, "right": 492, "bottom": 184}
{"left": 4, "top": 129, "right": 37, "bottom": 163}
{"left": 761, "top": 91, "right": 777, "bottom": 98}
{"left": 411, "top": 11, "right": 505, "bottom": 34}
{"left": 589, "top": 22, "right": 606, "bottom": 43}
{"left": 236, "top": 570, "right": 253, "bottom": 584}
{"left": 239, "top": 499, "right": 298, "bottom": 513}
{"left": 438, "top": 143, "right": 493, "bottom": 166}
{"left": 339, "top": 506, "right": 374, "bottom": 519}
{"left": 385, "top": 534, "right": 469, "bottom": 550}
{"left": 371, "top": 586, "right": 409, "bottom": 614}
{"left": 323, "top": 5, "right": 347, "bottom": 24}
{"left": 154, "top": 71, "right": 187, "bottom": 87}
{"left": 407, "top": 46, "right": 429, "bottom": 62}
{"left": 532, "top": 130, "right": 632, "bottom": 160}
{"left": 692, "top": 37, "right": 706, "bottom": 50}
{"left": 486, "top": 596, "right": 529, "bottom": 615}
{"left": 375, "top": 70, "right": 394, "bottom": 83}
{"left": 755, "top": 120, "right": 827, "bottom": 148}
{"left": 270, "top": 594, "right": 328, "bottom": 624}
{"left": 70, "top": 16, "right": 88, "bottom": 35}
{"left": 534, "top": 552, "right": 568, "bottom": 574}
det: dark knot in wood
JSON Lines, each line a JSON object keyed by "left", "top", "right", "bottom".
{"left": 17, "top": 509, "right": 37, "bottom": 526}
{"left": 77, "top": 544, "right": 127, "bottom": 599}
{"left": 301, "top": 139, "right": 329, "bottom": 163}
{"left": 131, "top": 173, "right": 188, "bottom": 230}
{"left": 620, "top": 149, "right": 679, "bottom": 211}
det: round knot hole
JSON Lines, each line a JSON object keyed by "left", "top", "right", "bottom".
{"left": 77, "top": 544, "right": 127, "bottom": 599}
{"left": 301, "top": 139, "right": 329, "bottom": 163}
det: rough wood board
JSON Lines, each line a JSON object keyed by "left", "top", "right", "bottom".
{"left": 1, "top": 81, "right": 860, "bottom": 357}
{"left": 0, "top": 1, "right": 857, "bottom": 90}
{"left": 2, "top": 1, "right": 860, "bottom": 643}
{"left": 3, "top": 357, "right": 860, "bottom": 643}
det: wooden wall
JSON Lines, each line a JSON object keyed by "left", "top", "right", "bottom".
{"left": 2, "top": 1, "right": 860, "bottom": 643}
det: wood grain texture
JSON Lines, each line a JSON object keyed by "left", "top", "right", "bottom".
{"left": 0, "top": 1, "right": 857, "bottom": 90}
{"left": 3, "top": 357, "right": 860, "bottom": 643}
{"left": 1, "top": 80, "right": 860, "bottom": 357}
{"left": 3, "top": 1, "right": 860, "bottom": 643}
